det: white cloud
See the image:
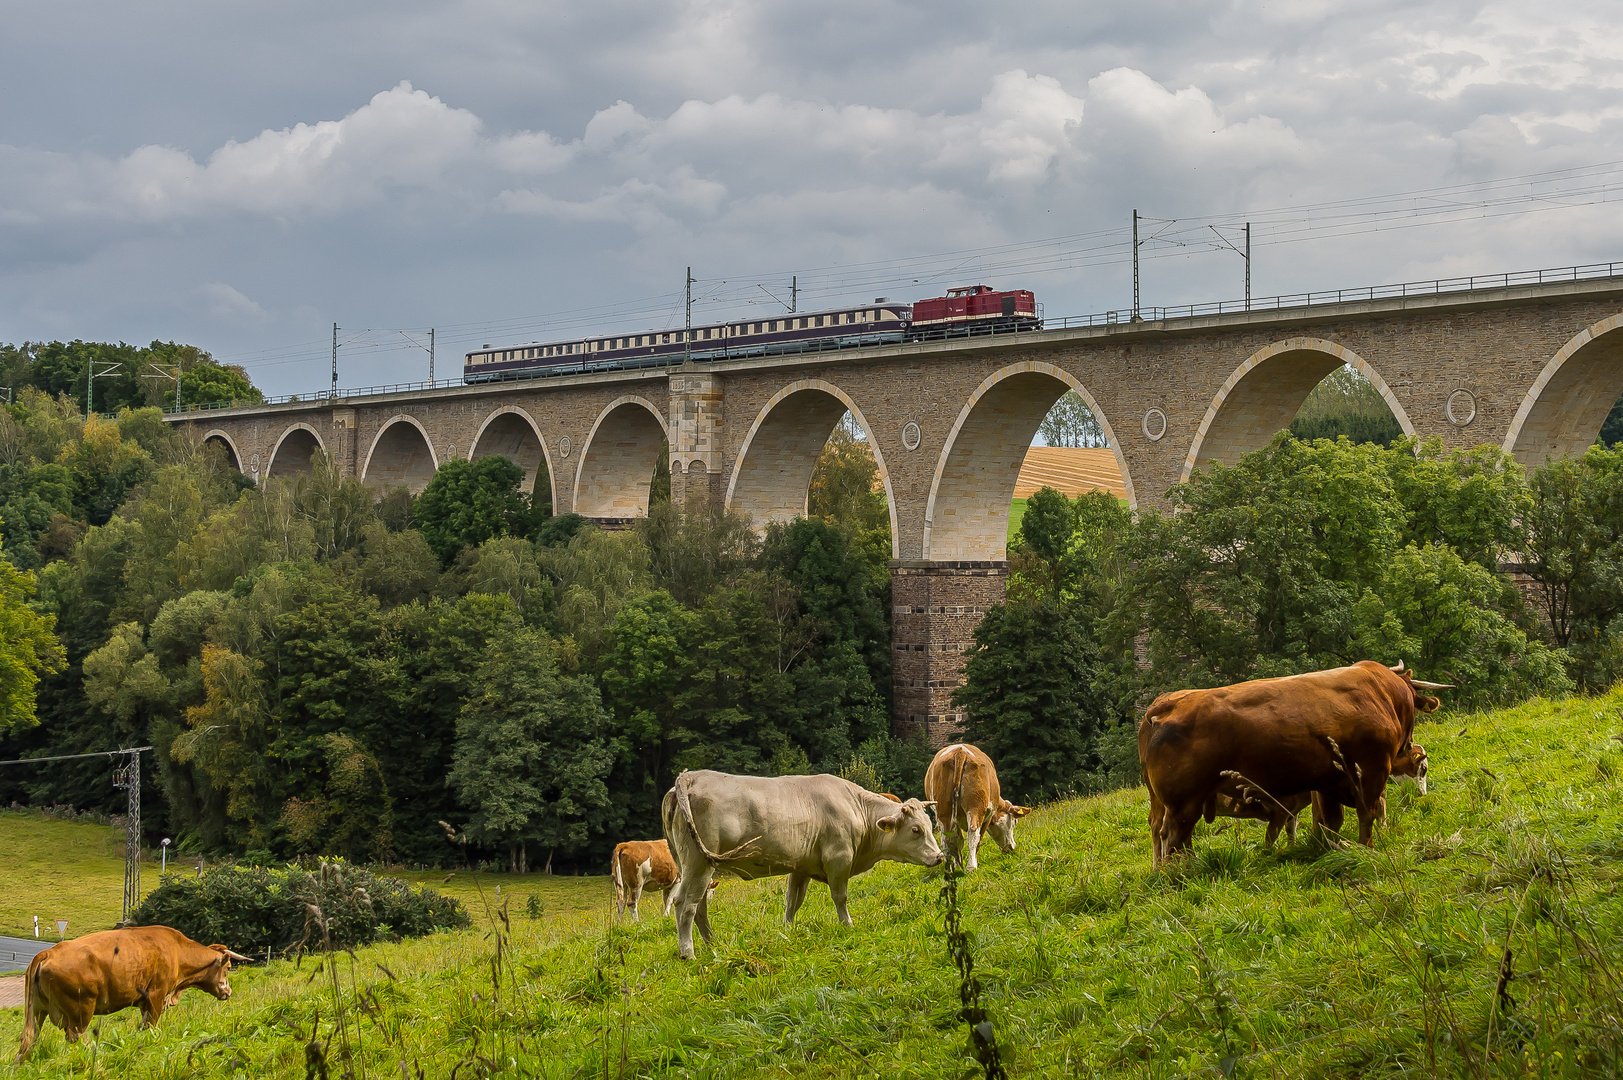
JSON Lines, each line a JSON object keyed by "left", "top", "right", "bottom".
{"left": 200, "top": 282, "right": 270, "bottom": 325}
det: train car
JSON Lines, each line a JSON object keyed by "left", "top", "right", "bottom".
{"left": 907, "top": 285, "right": 1039, "bottom": 337}
{"left": 464, "top": 300, "right": 913, "bottom": 382}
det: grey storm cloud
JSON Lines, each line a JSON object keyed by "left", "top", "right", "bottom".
{"left": 2, "top": 0, "right": 1622, "bottom": 393}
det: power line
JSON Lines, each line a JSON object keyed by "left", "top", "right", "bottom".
{"left": 211, "top": 156, "right": 1623, "bottom": 375}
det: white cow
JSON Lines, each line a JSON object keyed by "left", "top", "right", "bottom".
{"left": 661, "top": 769, "right": 942, "bottom": 960}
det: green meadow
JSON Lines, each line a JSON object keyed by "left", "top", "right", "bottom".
{"left": 4, "top": 690, "right": 1622, "bottom": 1077}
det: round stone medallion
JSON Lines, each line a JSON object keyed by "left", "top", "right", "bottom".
{"left": 901, "top": 421, "right": 922, "bottom": 451}
{"left": 1446, "top": 389, "right": 1477, "bottom": 427}
{"left": 558, "top": 435, "right": 573, "bottom": 458}
{"left": 1142, "top": 408, "right": 1168, "bottom": 442}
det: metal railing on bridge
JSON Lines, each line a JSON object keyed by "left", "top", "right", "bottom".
{"left": 170, "top": 259, "right": 1623, "bottom": 417}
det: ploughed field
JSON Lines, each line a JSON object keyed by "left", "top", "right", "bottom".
{"left": 4, "top": 691, "right": 1622, "bottom": 1077}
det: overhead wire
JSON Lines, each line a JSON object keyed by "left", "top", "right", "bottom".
{"left": 211, "top": 156, "right": 1623, "bottom": 381}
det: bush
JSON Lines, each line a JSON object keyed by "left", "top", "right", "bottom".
{"left": 130, "top": 859, "right": 469, "bottom": 959}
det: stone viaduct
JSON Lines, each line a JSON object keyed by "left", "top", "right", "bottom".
{"left": 172, "top": 276, "right": 1623, "bottom": 742}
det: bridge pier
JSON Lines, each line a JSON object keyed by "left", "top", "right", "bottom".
{"left": 889, "top": 560, "right": 1008, "bottom": 747}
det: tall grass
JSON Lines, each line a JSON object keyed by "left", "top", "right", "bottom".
{"left": 4, "top": 690, "right": 1623, "bottom": 1077}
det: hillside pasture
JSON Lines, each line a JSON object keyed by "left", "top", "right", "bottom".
{"left": 2, "top": 691, "right": 1622, "bottom": 1077}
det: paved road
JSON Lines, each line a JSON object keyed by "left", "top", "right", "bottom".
{"left": 0, "top": 935, "right": 53, "bottom": 974}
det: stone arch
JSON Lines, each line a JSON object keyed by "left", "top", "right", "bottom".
{"left": 1181, "top": 337, "right": 1415, "bottom": 482}
{"left": 202, "top": 428, "right": 242, "bottom": 471}
{"left": 924, "top": 361, "right": 1131, "bottom": 561}
{"left": 725, "top": 379, "right": 900, "bottom": 557}
{"left": 266, "top": 423, "right": 324, "bottom": 481}
{"left": 361, "top": 415, "right": 439, "bottom": 493}
{"left": 573, "top": 396, "right": 668, "bottom": 520}
{"left": 471, "top": 405, "right": 554, "bottom": 504}
{"left": 1502, "top": 314, "right": 1623, "bottom": 469}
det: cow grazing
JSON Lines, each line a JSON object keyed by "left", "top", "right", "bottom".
{"left": 16, "top": 926, "right": 251, "bottom": 1062}
{"left": 1139, "top": 661, "right": 1449, "bottom": 866}
{"left": 1221, "top": 737, "right": 1431, "bottom": 847}
{"left": 923, "top": 743, "right": 1032, "bottom": 870}
{"left": 611, "top": 839, "right": 715, "bottom": 920}
{"left": 661, "top": 769, "right": 942, "bottom": 960}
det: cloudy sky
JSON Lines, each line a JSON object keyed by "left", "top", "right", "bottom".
{"left": 4, "top": 0, "right": 1622, "bottom": 395}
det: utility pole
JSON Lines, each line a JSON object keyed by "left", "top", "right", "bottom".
{"left": 397, "top": 329, "right": 437, "bottom": 383}
{"left": 791, "top": 275, "right": 797, "bottom": 314}
{"left": 142, "top": 360, "right": 182, "bottom": 413}
{"left": 1209, "top": 222, "right": 1253, "bottom": 309}
{"left": 429, "top": 327, "right": 435, "bottom": 382}
{"left": 113, "top": 749, "right": 144, "bottom": 923}
{"left": 331, "top": 323, "right": 339, "bottom": 398}
{"left": 684, "top": 267, "right": 693, "bottom": 366}
{"left": 1132, "top": 210, "right": 1141, "bottom": 321}
{"left": 84, "top": 359, "right": 120, "bottom": 419}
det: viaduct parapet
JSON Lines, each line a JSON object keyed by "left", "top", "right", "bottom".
{"left": 174, "top": 276, "right": 1623, "bottom": 743}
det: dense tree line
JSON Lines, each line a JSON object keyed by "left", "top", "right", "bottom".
{"left": 0, "top": 375, "right": 911, "bottom": 871}
{"left": 953, "top": 433, "right": 1606, "bottom": 802}
{"left": 4, "top": 339, "right": 1622, "bottom": 866}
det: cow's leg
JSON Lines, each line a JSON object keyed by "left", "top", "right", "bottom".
{"left": 784, "top": 872, "right": 812, "bottom": 925}
{"left": 629, "top": 871, "right": 645, "bottom": 923}
{"left": 1284, "top": 811, "right": 1298, "bottom": 845}
{"left": 661, "top": 884, "right": 677, "bottom": 917}
{"left": 694, "top": 879, "right": 716, "bottom": 945}
{"left": 1315, "top": 796, "right": 1345, "bottom": 836}
{"left": 672, "top": 864, "right": 712, "bottom": 961}
{"left": 828, "top": 873, "right": 854, "bottom": 927}
{"left": 1147, "top": 790, "right": 1167, "bottom": 868}
{"left": 1162, "top": 800, "right": 1201, "bottom": 861}
{"left": 1263, "top": 813, "right": 1284, "bottom": 848}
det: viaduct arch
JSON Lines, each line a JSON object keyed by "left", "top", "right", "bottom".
{"left": 925, "top": 361, "right": 1129, "bottom": 561}
{"left": 361, "top": 415, "right": 438, "bottom": 493}
{"left": 265, "top": 423, "right": 324, "bottom": 481}
{"left": 1503, "top": 315, "right": 1623, "bottom": 469}
{"left": 1182, "top": 337, "right": 1415, "bottom": 481}
{"left": 202, "top": 429, "right": 242, "bottom": 471}
{"left": 470, "top": 405, "right": 554, "bottom": 503}
{"left": 726, "top": 379, "right": 900, "bottom": 556}
{"left": 573, "top": 396, "right": 667, "bottom": 521}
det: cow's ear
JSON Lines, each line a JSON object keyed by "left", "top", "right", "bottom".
{"left": 1416, "top": 694, "right": 1441, "bottom": 713}
{"left": 1010, "top": 805, "right": 1033, "bottom": 818}
{"left": 876, "top": 812, "right": 902, "bottom": 832}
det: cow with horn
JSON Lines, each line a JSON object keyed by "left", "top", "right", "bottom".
{"left": 17, "top": 926, "right": 253, "bottom": 1062}
{"left": 1138, "top": 660, "right": 1451, "bottom": 867}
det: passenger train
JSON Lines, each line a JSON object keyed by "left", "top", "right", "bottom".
{"left": 462, "top": 285, "right": 1038, "bottom": 383}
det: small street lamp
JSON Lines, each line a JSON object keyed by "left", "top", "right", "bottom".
{"left": 161, "top": 837, "right": 171, "bottom": 872}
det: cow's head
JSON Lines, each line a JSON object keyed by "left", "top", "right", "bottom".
{"left": 986, "top": 799, "right": 1033, "bottom": 854}
{"left": 200, "top": 945, "right": 254, "bottom": 1000}
{"left": 1393, "top": 742, "right": 1429, "bottom": 796}
{"left": 876, "top": 799, "right": 943, "bottom": 867}
{"left": 1389, "top": 661, "right": 1451, "bottom": 715}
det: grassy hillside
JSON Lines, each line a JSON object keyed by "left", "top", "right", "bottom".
{"left": 0, "top": 813, "right": 609, "bottom": 947}
{"left": 0, "top": 814, "right": 159, "bottom": 941}
{"left": 4, "top": 691, "right": 1622, "bottom": 1077}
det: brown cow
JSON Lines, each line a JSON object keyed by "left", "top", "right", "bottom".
{"left": 1223, "top": 738, "right": 1430, "bottom": 846}
{"left": 1139, "top": 661, "right": 1447, "bottom": 866}
{"left": 924, "top": 743, "right": 1032, "bottom": 870}
{"left": 16, "top": 926, "right": 251, "bottom": 1062}
{"left": 612, "top": 839, "right": 684, "bottom": 920}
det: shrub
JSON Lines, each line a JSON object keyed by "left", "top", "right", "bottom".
{"left": 130, "top": 859, "right": 468, "bottom": 959}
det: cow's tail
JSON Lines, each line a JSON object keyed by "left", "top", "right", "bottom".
{"left": 16, "top": 952, "right": 42, "bottom": 1063}
{"left": 669, "top": 771, "right": 760, "bottom": 864}
{"left": 947, "top": 747, "right": 970, "bottom": 830}
{"left": 610, "top": 845, "right": 624, "bottom": 889}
